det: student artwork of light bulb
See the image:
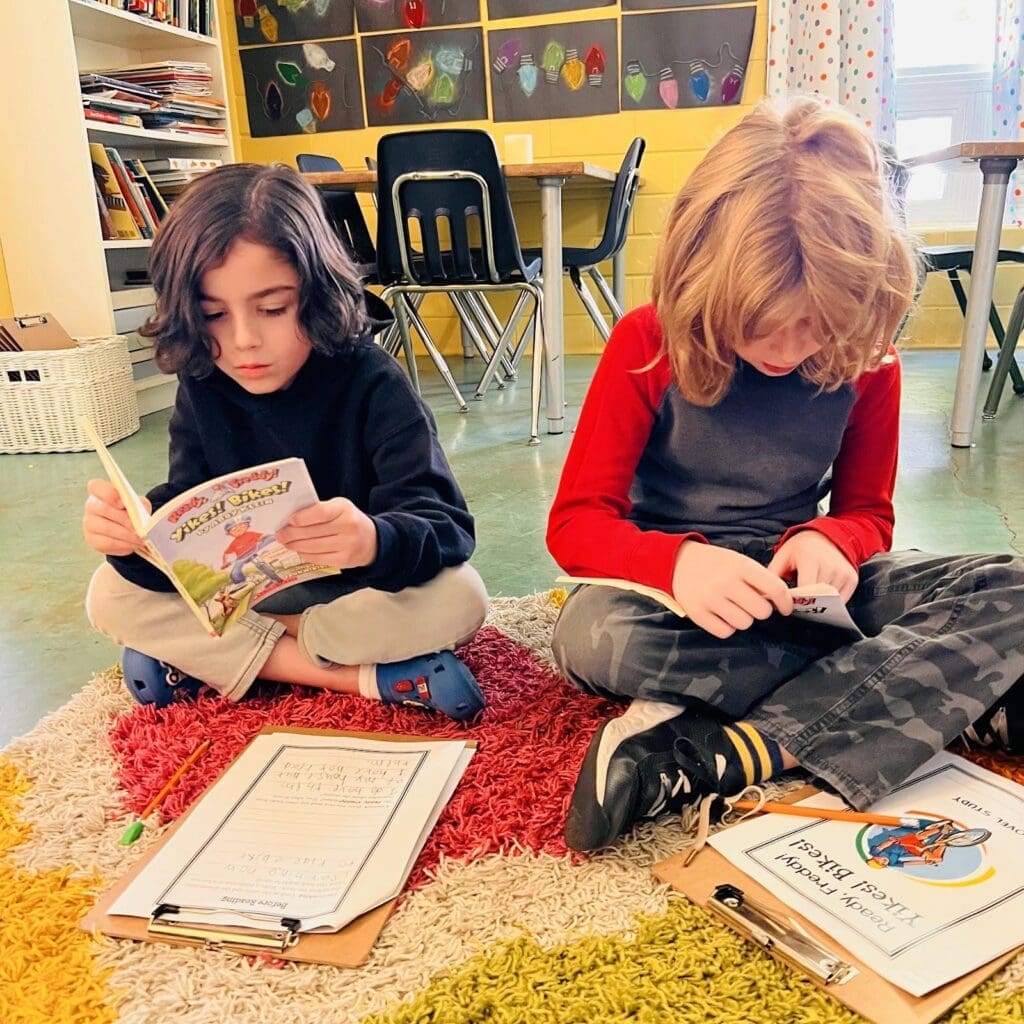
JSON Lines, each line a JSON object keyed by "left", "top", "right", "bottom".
{"left": 658, "top": 67, "right": 678, "bottom": 109}
{"left": 236, "top": 0, "right": 258, "bottom": 28}
{"left": 517, "top": 53, "right": 538, "bottom": 97}
{"left": 688, "top": 59, "right": 710, "bottom": 103}
{"left": 561, "top": 48, "right": 586, "bottom": 92}
{"left": 585, "top": 45, "right": 605, "bottom": 87}
{"left": 309, "top": 81, "right": 332, "bottom": 121}
{"left": 387, "top": 39, "right": 412, "bottom": 74}
{"left": 378, "top": 76, "right": 403, "bottom": 113}
{"left": 623, "top": 61, "right": 647, "bottom": 104}
{"left": 302, "top": 42, "right": 335, "bottom": 72}
{"left": 720, "top": 62, "right": 744, "bottom": 104}
{"left": 402, "top": 0, "right": 425, "bottom": 29}
{"left": 295, "top": 107, "right": 317, "bottom": 133}
{"left": 540, "top": 41, "right": 566, "bottom": 85}
{"left": 492, "top": 38, "right": 521, "bottom": 74}
{"left": 263, "top": 79, "right": 284, "bottom": 120}
{"left": 279, "top": 0, "right": 310, "bottom": 12}
{"left": 435, "top": 46, "right": 468, "bottom": 76}
{"left": 406, "top": 52, "right": 435, "bottom": 94}
{"left": 311, "top": 0, "right": 331, "bottom": 14}
{"left": 256, "top": 4, "right": 278, "bottom": 42}
{"left": 275, "top": 61, "right": 307, "bottom": 87}
{"left": 431, "top": 73, "right": 456, "bottom": 106}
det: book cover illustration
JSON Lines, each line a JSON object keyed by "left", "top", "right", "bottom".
{"left": 708, "top": 752, "right": 1024, "bottom": 995}
{"left": 144, "top": 460, "right": 339, "bottom": 635}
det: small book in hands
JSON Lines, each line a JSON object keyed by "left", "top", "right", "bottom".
{"left": 555, "top": 574, "right": 864, "bottom": 644}
{"left": 83, "top": 419, "right": 338, "bottom": 637}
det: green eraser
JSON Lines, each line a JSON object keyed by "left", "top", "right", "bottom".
{"left": 119, "top": 820, "right": 144, "bottom": 845}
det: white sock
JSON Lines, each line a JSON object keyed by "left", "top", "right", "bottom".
{"left": 357, "top": 663, "right": 379, "bottom": 700}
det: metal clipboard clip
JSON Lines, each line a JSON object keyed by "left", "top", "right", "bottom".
{"left": 149, "top": 904, "right": 301, "bottom": 954}
{"left": 708, "top": 884, "right": 857, "bottom": 986}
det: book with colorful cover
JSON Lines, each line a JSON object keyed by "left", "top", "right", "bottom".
{"left": 89, "top": 143, "right": 141, "bottom": 240}
{"left": 83, "top": 420, "right": 339, "bottom": 637}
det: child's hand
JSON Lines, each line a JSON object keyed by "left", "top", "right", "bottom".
{"left": 767, "top": 531, "right": 859, "bottom": 601}
{"left": 672, "top": 541, "right": 793, "bottom": 639}
{"left": 277, "top": 498, "right": 378, "bottom": 570}
{"left": 82, "top": 479, "right": 150, "bottom": 556}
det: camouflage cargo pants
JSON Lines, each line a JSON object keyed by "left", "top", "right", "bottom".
{"left": 551, "top": 549, "right": 1024, "bottom": 809}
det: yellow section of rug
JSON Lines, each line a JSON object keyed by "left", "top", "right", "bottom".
{"left": 364, "top": 893, "right": 1024, "bottom": 1024}
{"left": 0, "top": 757, "right": 115, "bottom": 1024}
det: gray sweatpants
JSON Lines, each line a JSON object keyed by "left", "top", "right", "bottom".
{"left": 86, "top": 561, "right": 489, "bottom": 702}
{"left": 551, "top": 549, "right": 1024, "bottom": 809}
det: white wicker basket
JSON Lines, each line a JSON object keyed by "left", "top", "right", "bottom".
{"left": 0, "top": 335, "right": 140, "bottom": 454}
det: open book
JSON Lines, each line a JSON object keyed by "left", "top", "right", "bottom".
{"left": 83, "top": 419, "right": 338, "bottom": 637}
{"left": 100, "top": 730, "right": 474, "bottom": 956}
{"left": 556, "top": 575, "right": 864, "bottom": 642}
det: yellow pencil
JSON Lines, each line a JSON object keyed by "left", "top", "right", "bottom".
{"left": 729, "top": 799, "right": 924, "bottom": 828}
{"left": 120, "top": 739, "right": 212, "bottom": 845}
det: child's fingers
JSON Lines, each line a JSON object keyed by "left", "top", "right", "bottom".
{"left": 746, "top": 564, "right": 793, "bottom": 615}
{"left": 286, "top": 498, "right": 353, "bottom": 528}
{"left": 86, "top": 478, "right": 125, "bottom": 509}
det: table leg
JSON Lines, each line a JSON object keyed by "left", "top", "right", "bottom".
{"left": 612, "top": 247, "right": 627, "bottom": 312}
{"left": 539, "top": 176, "right": 567, "bottom": 434}
{"left": 950, "top": 157, "right": 1018, "bottom": 447}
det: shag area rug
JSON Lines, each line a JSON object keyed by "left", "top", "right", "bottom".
{"left": 3, "top": 591, "right": 1024, "bottom": 1024}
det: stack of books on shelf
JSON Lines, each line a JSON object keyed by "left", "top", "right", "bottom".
{"left": 87, "top": 1, "right": 215, "bottom": 37}
{"left": 144, "top": 156, "right": 222, "bottom": 197}
{"left": 80, "top": 64, "right": 226, "bottom": 139}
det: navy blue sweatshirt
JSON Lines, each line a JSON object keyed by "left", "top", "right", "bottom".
{"left": 109, "top": 321, "right": 475, "bottom": 596}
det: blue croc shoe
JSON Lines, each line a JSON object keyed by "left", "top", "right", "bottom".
{"left": 376, "top": 651, "right": 485, "bottom": 722}
{"left": 122, "top": 648, "right": 205, "bottom": 708}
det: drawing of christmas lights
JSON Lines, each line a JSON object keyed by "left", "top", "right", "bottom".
{"left": 623, "top": 44, "right": 748, "bottom": 109}
{"left": 517, "top": 53, "right": 538, "bottom": 97}
{"left": 561, "top": 48, "right": 585, "bottom": 91}
{"left": 585, "top": 45, "right": 605, "bottom": 86}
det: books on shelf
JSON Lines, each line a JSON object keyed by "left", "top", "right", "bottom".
{"left": 142, "top": 156, "right": 221, "bottom": 172}
{"left": 80, "top": 65, "right": 225, "bottom": 138}
{"left": 91, "top": 144, "right": 178, "bottom": 241}
{"left": 86, "top": 0, "right": 215, "bottom": 37}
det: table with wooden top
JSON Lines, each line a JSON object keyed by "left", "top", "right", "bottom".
{"left": 304, "top": 161, "right": 621, "bottom": 435}
{"left": 905, "top": 142, "right": 1024, "bottom": 447}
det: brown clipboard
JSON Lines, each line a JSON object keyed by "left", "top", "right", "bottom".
{"left": 82, "top": 726, "right": 476, "bottom": 968}
{"left": 652, "top": 805, "right": 1020, "bottom": 1024}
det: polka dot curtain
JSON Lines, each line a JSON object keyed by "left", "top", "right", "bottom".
{"left": 767, "top": 0, "right": 896, "bottom": 143}
{"left": 994, "top": 0, "right": 1024, "bottom": 225}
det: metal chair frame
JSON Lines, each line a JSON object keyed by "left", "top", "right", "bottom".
{"left": 380, "top": 169, "right": 545, "bottom": 442}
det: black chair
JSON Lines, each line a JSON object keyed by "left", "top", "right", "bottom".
{"left": 521, "top": 137, "right": 645, "bottom": 344}
{"left": 884, "top": 147, "right": 1024, "bottom": 402}
{"left": 376, "top": 129, "right": 545, "bottom": 441}
{"left": 297, "top": 153, "right": 419, "bottom": 387}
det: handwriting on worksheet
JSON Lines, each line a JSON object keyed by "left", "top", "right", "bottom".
{"left": 160, "top": 745, "right": 426, "bottom": 921}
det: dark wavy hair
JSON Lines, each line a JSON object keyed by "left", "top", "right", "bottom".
{"left": 140, "top": 162, "right": 369, "bottom": 376}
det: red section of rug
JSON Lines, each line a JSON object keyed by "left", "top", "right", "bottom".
{"left": 108, "top": 627, "right": 618, "bottom": 883}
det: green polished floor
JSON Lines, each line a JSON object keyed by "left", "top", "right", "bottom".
{"left": 2, "top": 351, "right": 1022, "bottom": 748}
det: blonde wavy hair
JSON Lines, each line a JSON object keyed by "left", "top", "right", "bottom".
{"left": 650, "top": 96, "right": 918, "bottom": 406}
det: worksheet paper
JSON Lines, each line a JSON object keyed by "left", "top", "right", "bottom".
{"left": 110, "top": 733, "right": 473, "bottom": 933}
{"left": 708, "top": 752, "right": 1024, "bottom": 995}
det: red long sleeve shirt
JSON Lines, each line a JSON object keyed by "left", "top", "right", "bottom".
{"left": 547, "top": 305, "right": 900, "bottom": 594}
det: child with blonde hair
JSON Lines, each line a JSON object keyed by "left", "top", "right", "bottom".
{"left": 547, "top": 97, "right": 1024, "bottom": 851}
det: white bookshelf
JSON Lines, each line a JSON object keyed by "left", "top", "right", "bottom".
{"left": 0, "top": 0, "right": 236, "bottom": 414}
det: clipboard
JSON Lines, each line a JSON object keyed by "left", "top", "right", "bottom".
{"left": 82, "top": 726, "right": 475, "bottom": 968}
{"left": 0, "top": 313, "right": 75, "bottom": 352}
{"left": 653, "top": 816, "right": 1020, "bottom": 1024}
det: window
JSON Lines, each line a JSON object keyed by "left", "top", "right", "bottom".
{"left": 894, "top": 0, "right": 997, "bottom": 226}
